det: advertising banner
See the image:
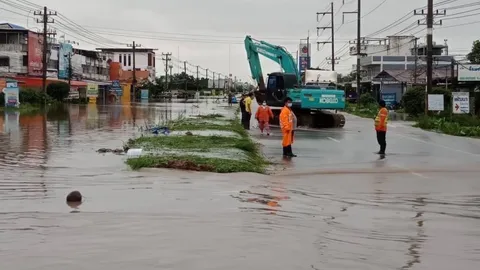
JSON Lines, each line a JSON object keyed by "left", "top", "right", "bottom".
{"left": 299, "top": 42, "right": 310, "bottom": 58}
{"left": 458, "top": 64, "right": 480, "bottom": 82}
{"left": 140, "top": 89, "right": 149, "bottom": 100}
{"left": 452, "top": 92, "right": 469, "bottom": 114}
{"left": 86, "top": 83, "right": 98, "bottom": 97}
{"left": 381, "top": 93, "right": 396, "bottom": 107}
{"left": 428, "top": 94, "right": 444, "bottom": 111}
{"left": 3, "top": 80, "right": 19, "bottom": 107}
{"left": 112, "top": 80, "right": 122, "bottom": 96}
{"left": 27, "top": 32, "right": 43, "bottom": 76}
{"left": 58, "top": 42, "right": 73, "bottom": 79}
{"left": 298, "top": 56, "right": 310, "bottom": 73}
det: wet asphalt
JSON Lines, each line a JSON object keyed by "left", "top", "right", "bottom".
{"left": 1, "top": 99, "right": 480, "bottom": 270}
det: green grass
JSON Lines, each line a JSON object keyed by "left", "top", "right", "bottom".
{"left": 344, "top": 103, "right": 377, "bottom": 118}
{"left": 414, "top": 115, "right": 480, "bottom": 137}
{"left": 125, "top": 114, "right": 268, "bottom": 173}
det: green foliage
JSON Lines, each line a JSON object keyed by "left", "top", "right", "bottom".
{"left": 19, "top": 88, "right": 50, "bottom": 104}
{"left": 467, "top": 40, "right": 480, "bottom": 64}
{"left": 46, "top": 82, "right": 70, "bottom": 101}
{"left": 415, "top": 115, "right": 480, "bottom": 137}
{"left": 359, "top": 92, "right": 377, "bottom": 107}
{"left": 401, "top": 86, "right": 452, "bottom": 117}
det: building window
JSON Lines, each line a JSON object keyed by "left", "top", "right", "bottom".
{"left": 0, "top": 57, "right": 9, "bottom": 66}
{"left": 148, "top": 53, "right": 152, "bottom": 66}
{"left": 153, "top": 56, "right": 155, "bottom": 67}
{"left": 22, "top": 55, "right": 28, "bottom": 66}
{"left": 123, "top": 54, "right": 126, "bottom": 65}
{"left": 128, "top": 54, "right": 131, "bottom": 66}
{"left": 119, "top": 54, "right": 122, "bottom": 63}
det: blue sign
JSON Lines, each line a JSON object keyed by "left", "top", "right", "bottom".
{"left": 299, "top": 56, "right": 310, "bottom": 73}
{"left": 3, "top": 80, "right": 19, "bottom": 107}
{"left": 58, "top": 43, "right": 73, "bottom": 79}
{"left": 140, "top": 89, "right": 149, "bottom": 100}
{"left": 111, "top": 80, "right": 122, "bottom": 96}
{"left": 381, "top": 93, "right": 396, "bottom": 107}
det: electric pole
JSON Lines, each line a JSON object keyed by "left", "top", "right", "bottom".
{"left": 414, "top": 37, "right": 419, "bottom": 85}
{"left": 206, "top": 69, "right": 208, "bottom": 89}
{"left": 414, "top": 4, "right": 445, "bottom": 115}
{"left": 66, "top": 51, "right": 74, "bottom": 88}
{"left": 128, "top": 41, "right": 141, "bottom": 101}
{"left": 317, "top": 2, "right": 339, "bottom": 71}
{"left": 196, "top": 65, "right": 199, "bottom": 92}
{"left": 213, "top": 71, "right": 216, "bottom": 89}
{"left": 343, "top": 0, "right": 362, "bottom": 100}
{"left": 183, "top": 61, "right": 187, "bottom": 92}
{"left": 34, "top": 6, "right": 56, "bottom": 103}
{"left": 162, "top": 53, "right": 171, "bottom": 92}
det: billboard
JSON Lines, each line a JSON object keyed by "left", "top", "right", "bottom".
{"left": 298, "top": 56, "right": 310, "bottom": 73}
{"left": 458, "top": 64, "right": 480, "bottom": 82}
{"left": 86, "top": 83, "right": 98, "bottom": 97}
{"left": 27, "top": 32, "right": 43, "bottom": 76}
{"left": 58, "top": 42, "right": 73, "bottom": 79}
{"left": 299, "top": 42, "right": 310, "bottom": 58}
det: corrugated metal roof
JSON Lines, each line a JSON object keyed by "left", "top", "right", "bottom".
{"left": 0, "top": 22, "right": 27, "bottom": 30}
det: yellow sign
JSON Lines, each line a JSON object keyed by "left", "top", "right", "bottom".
{"left": 86, "top": 83, "right": 98, "bottom": 97}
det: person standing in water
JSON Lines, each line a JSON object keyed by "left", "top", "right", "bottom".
{"left": 279, "top": 97, "right": 297, "bottom": 157}
{"left": 255, "top": 101, "right": 274, "bottom": 135}
{"left": 374, "top": 99, "right": 388, "bottom": 156}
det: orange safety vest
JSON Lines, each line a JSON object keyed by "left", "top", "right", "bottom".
{"left": 255, "top": 106, "right": 274, "bottom": 122}
{"left": 374, "top": 107, "right": 388, "bottom": 131}
{"left": 279, "top": 106, "right": 293, "bottom": 131}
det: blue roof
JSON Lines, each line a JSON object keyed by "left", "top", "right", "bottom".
{"left": 0, "top": 23, "right": 27, "bottom": 30}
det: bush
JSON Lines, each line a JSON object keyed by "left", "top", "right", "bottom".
{"left": 47, "top": 82, "right": 70, "bottom": 101}
{"left": 359, "top": 92, "right": 377, "bottom": 107}
{"left": 416, "top": 115, "right": 480, "bottom": 137}
{"left": 402, "top": 86, "right": 453, "bottom": 117}
{"left": 19, "top": 88, "right": 50, "bottom": 104}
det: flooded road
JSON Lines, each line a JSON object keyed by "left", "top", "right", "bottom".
{"left": 1, "top": 101, "right": 480, "bottom": 269}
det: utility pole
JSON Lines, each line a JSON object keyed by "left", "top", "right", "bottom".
{"left": 317, "top": 2, "right": 339, "bottom": 71}
{"left": 196, "top": 65, "right": 199, "bottom": 92}
{"left": 66, "top": 51, "right": 74, "bottom": 88}
{"left": 206, "top": 69, "right": 208, "bottom": 89}
{"left": 162, "top": 53, "right": 171, "bottom": 92}
{"left": 128, "top": 41, "right": 141, "bottom": 101}
{"left": 183, "top": 61, "right": 187, "bottom": 92}
{"left": 343, "top": 0, "right": 362, "bottom": 100}
{"left": 213, "top": 72, "right": 216, "bottom": 89}
{"left": 34, "top": 6, "right": 56, "bottom": 103}
{"left": 414, "top": 37, "right": 419, "bottom": 85}
{"left": 414, "top": 4, "right": 445, "bottom": 115}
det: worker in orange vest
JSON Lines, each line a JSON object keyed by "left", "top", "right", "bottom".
{"left": 255, "top": 101, "right": 274, "bottom": 135}
{"left": 374, "top": 100, "right": 388, "bottom": 155}
{"left": 279, "top": 97, "right": 297, "bottom": 157}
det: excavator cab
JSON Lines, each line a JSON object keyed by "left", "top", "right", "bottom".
{"left": 264, "top": 72, "right": 298, "bottom": 107}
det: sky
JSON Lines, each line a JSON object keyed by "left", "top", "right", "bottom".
{"left": 1, "top": 0, "right": 479, "bottom": 84}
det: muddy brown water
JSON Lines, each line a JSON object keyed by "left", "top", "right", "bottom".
{"left": 1, "top": 101, "right": 480, "bottom": 269}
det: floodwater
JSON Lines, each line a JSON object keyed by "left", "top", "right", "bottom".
{"left": 1, "top": 100, "right": 480, "bottom": 270}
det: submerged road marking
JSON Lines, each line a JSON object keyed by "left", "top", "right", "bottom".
{"left": 327, "top": 137, "right": 340, "bottom": 143}
{"left": 393, "top": 133, "right": 480, "bottom": 158}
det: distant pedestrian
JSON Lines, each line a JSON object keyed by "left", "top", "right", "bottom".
{"left": 279, "top": 97, "right": 297, "bottom": 157}
{"left": 255, "top": 101, "right": 273, "bottom": 135}
{"left": 243, "top": 92, "right": 254, "bottom": 130}
{"left": 239, "top": 94, "right": 247, "bottom": 127}
{"left": 227, "top": 92, "right": 233, "bottom": 106}
{"left": 374, "top": 99, "right": 388, "bottom": 155}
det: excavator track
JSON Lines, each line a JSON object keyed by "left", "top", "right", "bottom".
{"left": 270, "top": 109, "right": 345, "bottom": 129}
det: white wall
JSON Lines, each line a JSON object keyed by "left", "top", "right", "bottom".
{"left": 0, "top": 49, "right": 27, "bottom": 74}
{"left": 112, "top": 52, "right": 155, "bottom": 70}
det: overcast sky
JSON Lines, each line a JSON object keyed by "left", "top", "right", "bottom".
{"left": 1, "top": 0, "right": 478, "bottom": 83}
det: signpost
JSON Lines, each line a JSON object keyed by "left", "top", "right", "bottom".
{"left": 381, "top": 93, "right": 396, "bottom": 108}
{"left": 452, "top": 92, "right": 469, "bottom": 114}
{"left": 111, "top": 80, "right": 122, "bottom": 96}
{"left": 3, "top": 80, "right": 19, "bottom": 108}
{"left": 140, "top": 89, "right": 149, "bottom": 101}
{"left": 428, "top": 94, "right": 444, "bottom": 111}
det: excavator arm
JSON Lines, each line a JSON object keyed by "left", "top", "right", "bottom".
{"left": 244, "top": 35, "right": 300, "bottom": 90}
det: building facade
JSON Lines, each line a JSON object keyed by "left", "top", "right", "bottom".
{"left": 97, "top": 47, "right": 157, "bottom": 82}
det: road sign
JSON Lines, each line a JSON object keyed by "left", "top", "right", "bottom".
{"left": 111, "top": 80, "right": 122, "bottom": 96}
{"left": 452, "top": 92, "right": 469, "bottom": 114}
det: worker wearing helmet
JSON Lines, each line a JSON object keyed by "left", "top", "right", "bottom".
{"left": 374, "top": 99, "right": 388, "bottom": 155}
{"left": 279, "top": 97, "right": 297, "bottom": 157}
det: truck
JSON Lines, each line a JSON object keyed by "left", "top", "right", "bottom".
{"left": 244, "top": 36, "right": 346, "bottom": 128}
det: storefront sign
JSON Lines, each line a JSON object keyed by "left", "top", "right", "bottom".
{"left": 140, "top": 89, "right": 149, "bottom": 100}
{"left": 27, "top": 32, "right": 43, "bottom": 76}
{"left": 299, "top": 56, "right": 310, "bottom": 73}
{"left": 3, "top": 80, "right": 19, "bottom": 107}
{"left": 381, "top": 93, "right": 396, "bottom": 107}
{"left": 58, "top": 43, "right": 73, "bottom": 79}
{"left": 112, "top": 80, "right": 122, "bottom": 96}
{"left": 86, "top": 83, "right": 98, "bottom": 97}
{"left": 458, "top": 64, "right": 480, "bottom": 82}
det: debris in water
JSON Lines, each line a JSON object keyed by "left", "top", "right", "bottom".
{"left": 66, "top": 191, "right": 82, "bottom": 202}
{"left": 126, "top": 148, "right": 143, "bottom": 158}
{"left": 97, "top": 148, "right": 125, "bottom": 154}
{"left": 185, "top": 131, "right": 193, "bottom": 136}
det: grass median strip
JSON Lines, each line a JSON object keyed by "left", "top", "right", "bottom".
{"left": 125, "top": 114, "right": 268, "bottom": 173}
